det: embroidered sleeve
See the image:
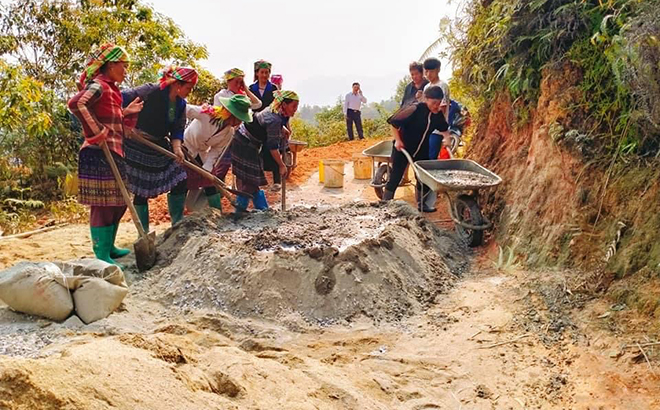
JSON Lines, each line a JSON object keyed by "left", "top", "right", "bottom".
{"left": 67, "top": 82, "right": 108, "bottom": 144}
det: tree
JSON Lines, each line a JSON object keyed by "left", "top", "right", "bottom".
{"left": 0, "top": 0, "right": 208, "bottom": 94}
{"left": 187, "top": 66, "right": 223, "bottom": 105}
{"left": 0, "top": 0, "right": 221, "bottom": 192}
{"left": 0, "top": 61, "right": 77, "bottom": 177}
{"left": 394, "top": 75, "right": 410, "bottom": 105}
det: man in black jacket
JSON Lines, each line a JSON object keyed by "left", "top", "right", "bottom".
{"left": 383, "top": 86, "right": 449, "bottom": 211}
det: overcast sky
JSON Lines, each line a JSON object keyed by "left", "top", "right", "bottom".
{"left": 146, "top": 0, "right": 459, "bottom": 106}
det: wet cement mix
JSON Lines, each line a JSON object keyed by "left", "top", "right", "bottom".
{"left": 139, "top": 201, "right": 469, "bottom": 325}
{"left": 425, "top": 169, "right": 498, "bottom": 188}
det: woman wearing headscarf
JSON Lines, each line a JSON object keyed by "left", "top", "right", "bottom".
{"left": 214, "top": 68, "right": 262, "bottom": 109}
{"left": 207, "top": 68, "right": 263, "bottom": 184}
{"left": 249, "top": 60, "right": 290, "bottom": 189}
{"left": 68, "top": 43, "right": 144, "bottom": 266}
{"left": 231, "top": 90, "right": 299, "bottom": 211}
{"left": 249, "top": 60, "right": 277, "bottom": 112}
{"left": 121, "top": 66, "right": 198, "bottom": 231}
{"left": 183, "top": 94, "right": 253, "bottom": 211}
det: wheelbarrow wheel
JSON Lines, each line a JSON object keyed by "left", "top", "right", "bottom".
{"left": 373, "top": 164, "right": 390, "bottom": 199}
{"left": 455, "top": 194, "right": 484, "bottom": 247}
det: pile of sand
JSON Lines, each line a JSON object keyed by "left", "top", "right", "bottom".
{"left": 139, "top": 202, "right": 468, "bottom": 324}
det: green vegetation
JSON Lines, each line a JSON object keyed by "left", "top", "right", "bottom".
{"left": 442, "top": 0, "right": 660, "bottom": 158}
{"left": 0, "top": 0, "right": 219, "bottom": 234}
{"left": 291, "top": 100, "right": 393, "bottom": 148}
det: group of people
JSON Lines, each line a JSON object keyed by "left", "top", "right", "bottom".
{"left": 381, "top": 57, "right": 462, "bottom": 212}
{"left": 68, "top": 41, "right": 463, "bottom": 267}
{"left": 68, "top": 43, "right": 298, "bottom": 266}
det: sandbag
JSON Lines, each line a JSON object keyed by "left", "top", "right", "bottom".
{"left": 0, "top": 262, "right": 73, "bottom": 321}
{"left": 72, "top": 276, "right": 128, "bottom": 324}
{"left": 54, "top": 259, "right": 127, "bottom": 287}
{"left": 54, "top": 259, "right": 128, "bottom": 324}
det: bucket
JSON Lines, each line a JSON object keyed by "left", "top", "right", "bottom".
{"left": 352, "top": 154, "right": 372, "bottom": 180}
{"left": 322, "top": 159, "right": 345, "bottom": 188}
{"left": 319, "top": 160, "right": 324, "bottom": 183}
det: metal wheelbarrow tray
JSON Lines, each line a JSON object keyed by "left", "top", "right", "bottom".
{"left": 362, "top": 140, "right": 413, "bottom": 199}
{"left": 404, "top": 155, "right": 503, "bottom": 247}
{"left": 413, "top": 159, "right": 502, "bottom": 192}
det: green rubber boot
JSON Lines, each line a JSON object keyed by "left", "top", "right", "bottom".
{"left": 207, "top": 193, "right": 222, "bottom": 211}
{"left": 167, "top": 192, "right": 187, "bottom": 226}
{"left": 109, "top": 223, "right": 130, "bottom": 258}
{"left": 90, "top": 225, "right": 123, "bottom": 269}
{"left": 134, "top": 204, "right": 150, "bottom": 232}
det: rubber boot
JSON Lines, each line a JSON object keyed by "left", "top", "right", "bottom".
{"left": 109, "top": 223, "right": 130, "bottom": 258}
{"left": 252, "top": 190, "right": 269, "bottom": 210}
{"left": 167, "top": 192, "right": 186, "bottom": 226}
{"left": 90, "top": 225, "right": 123, "bottom": 269}
{"left": 207, "top": 193, "right": 223, "bottom": 211}
{"left": 235, "top": 195, "right": 249, "bottom": 212}
{"left": 382, "top": 189, "right": 395, "bottom": 201}
{"left": 135, "top": 204, "right": 150, "bottom": 232}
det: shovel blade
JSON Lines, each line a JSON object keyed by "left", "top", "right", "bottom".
{"left": 134, "top": 231, "right": 156, "bottom": 272}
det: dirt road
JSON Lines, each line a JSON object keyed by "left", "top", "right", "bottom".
{"left": 1, "top": 144, "right": 658, "bottom": 409}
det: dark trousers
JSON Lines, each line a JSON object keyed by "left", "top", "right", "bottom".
{"left": 384, "top": 148, "right": 432, "bottom": 201}
{"left": 346, "top": 109, "right": 364, "bottom": 140}
{"left": 90, "top": 206, "right": 127, "bottom": 227}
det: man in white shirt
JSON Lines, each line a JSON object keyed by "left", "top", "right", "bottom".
{"left": 343, "top": 82, "right": 367, "bottom": 140}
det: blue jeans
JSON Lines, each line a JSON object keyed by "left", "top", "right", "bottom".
{"left": 424, "top": 133, "right": 443, "bottom": 210}
{"left": 428, "top": 132, "right": 442, "bottom": 160}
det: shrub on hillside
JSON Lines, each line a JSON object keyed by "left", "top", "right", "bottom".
{"left": 291, "top": 103, "right": 392, "bottom": 148}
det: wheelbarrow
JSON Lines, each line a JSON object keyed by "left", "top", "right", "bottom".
{"left": 287, "top": 139, "right": 307, "bottom": 171}
{"left": 362, "top": 140, "right": 413, "bottom": 199}
{"left": 401, "top": 149, "right": 502, "bottom": 247}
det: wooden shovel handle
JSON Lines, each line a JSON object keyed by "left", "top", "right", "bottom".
{"left": 100, "top": 142, "right": 148, "bottom": 238}
{"left": 129, "top": 130, "right": 249, "bottom": 202}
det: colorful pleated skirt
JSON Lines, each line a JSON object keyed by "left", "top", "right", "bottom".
{"left": 77, "top": 146, "right": 126, "bottom": 207}
{"left": 123, "top": 137, "right": 187, "bottom": 199}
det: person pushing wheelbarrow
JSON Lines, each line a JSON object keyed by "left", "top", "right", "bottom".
{"left": 381, "top": 86, "right": 449, "bottom": 211}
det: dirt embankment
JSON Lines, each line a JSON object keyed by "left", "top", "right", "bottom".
{"left": 470, "top": 62, "right": 660, "bottom": 325}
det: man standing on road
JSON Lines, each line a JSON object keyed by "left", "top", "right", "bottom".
{"left": 401, "top": 62, "right": 429, "bottom": 107}
{"left": 343, "top": 82, "right": 367, "bottom": 140}
{"left": 422, "top": 57, "right": 451, "bottom": 212}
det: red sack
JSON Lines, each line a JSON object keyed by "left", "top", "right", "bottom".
{"left": 438, "top": 147, "right": 451, "bottom": 160}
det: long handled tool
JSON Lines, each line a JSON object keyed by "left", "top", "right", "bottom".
{"left": 281, "top": 151, "right": 293, "bottom": 211}
{"left": 130, "top": 130, "right": 252, "bottom": 206}
{"left": 100, "top": 142, "right": 156, "bottom": 272}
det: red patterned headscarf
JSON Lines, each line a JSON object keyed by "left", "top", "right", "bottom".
{"left": 158, "top": 66, "right": 199, "bottom": 90}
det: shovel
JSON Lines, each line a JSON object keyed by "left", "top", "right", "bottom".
{"left": 129, "top": 130, "right": 252, "bottom": 206}
{"left": 100, "top": 142, "right": 156, "bottom": 272}
{"left": 281, "top": 151, "right": 293, "bottom": 211}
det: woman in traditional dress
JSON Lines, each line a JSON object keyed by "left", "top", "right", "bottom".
{"left": 249, "top": 60, "right": 290, "bottom": 189}
{"left": 249, "top": 60, "right": 277, "bottom": 112}
{"left": 183, "top": 95, "right": 253, "bottom": 211}
{"left": 231, "top": 90, "right": 299, "bottom": 211}
{"left": 68, "top": 43, "right": 144, "bottom": 266}
{"left": 121, "top": 66, "right": 198, "bottom": 231}
{"left": 207, "top": 68, "right": 263, "bottom": 184}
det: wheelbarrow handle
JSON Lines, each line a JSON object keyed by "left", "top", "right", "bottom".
{"left": 400, "top": 148, "right": 421, "bottom": 180}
